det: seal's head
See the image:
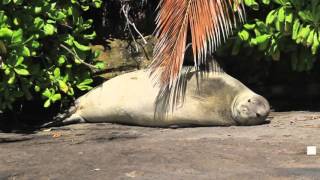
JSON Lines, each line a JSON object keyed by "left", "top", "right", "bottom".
{"left": 232, "top": 91, "right": 270, "bottom": 125}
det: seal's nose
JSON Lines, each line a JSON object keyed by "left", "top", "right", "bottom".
{"left": 248, "top": 96, "right": 270, "bottom": 118}
{"left": 256, "top": 113, "right": 261, "bottom": 117}
{"left": 256, "top": 108, "right": 269, "bottom": 118}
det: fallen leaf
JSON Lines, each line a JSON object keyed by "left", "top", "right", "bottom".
{"left": 52, "top": 132, "right": 62, "bottom": 138}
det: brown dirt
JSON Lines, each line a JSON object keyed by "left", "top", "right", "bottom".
{"left": 1, "top": 111, "right": 320, "bottom": 180}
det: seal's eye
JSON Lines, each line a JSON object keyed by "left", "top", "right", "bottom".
{"left": 248, "top": 99, "right": 251, "bottom": 103}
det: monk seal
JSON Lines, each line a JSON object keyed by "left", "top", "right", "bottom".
{"left": 43, "top": 69, "right": 270, "bottom": 127}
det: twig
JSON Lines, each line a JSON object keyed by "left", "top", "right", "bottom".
{"left": 121, "top": 4, "right": 147, "bottom": 45}
{"left": 60, "top": 44, "right": 98, "bottom": 71}
{"left": 126, "top": 18, "right": 139, "bottom": 52}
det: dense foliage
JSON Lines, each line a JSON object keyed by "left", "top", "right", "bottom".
{"left": 0, "top": 0, "right": 104, "bottom": 111}
{"left": 219, "top": 0, "right": 320, "bottom": 72}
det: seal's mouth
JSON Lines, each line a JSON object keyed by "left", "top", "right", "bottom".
{"left": 232, "top": 93, "right": 270, "bottom": 125}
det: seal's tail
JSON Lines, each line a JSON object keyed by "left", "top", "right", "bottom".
{"left": 41, "top": 114, "right": 85, "bottom": 128}
{"left": 40, "top": 100, "right": 85, "bottom": 128}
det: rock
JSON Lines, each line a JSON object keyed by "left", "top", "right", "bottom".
{"left": 0, "top": 112, "right": 320, "bottom": 179}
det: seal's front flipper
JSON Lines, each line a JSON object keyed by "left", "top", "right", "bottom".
{"left": 41, "top": 114, "right": 85, "bottom": 128}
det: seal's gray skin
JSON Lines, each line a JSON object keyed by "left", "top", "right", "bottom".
{"left": 44, "top": 69, "right": 270, "bottom": 127}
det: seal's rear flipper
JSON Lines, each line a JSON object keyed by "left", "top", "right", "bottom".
{"left": 41, "top": 114, "right": 85, "bottom": 128}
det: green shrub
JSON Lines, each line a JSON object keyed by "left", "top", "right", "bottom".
{"left": 0, "top": 0, "right": 104, "bottom": 111}
{"left": 219, "top": 0, "right": 320, "bottom": 72}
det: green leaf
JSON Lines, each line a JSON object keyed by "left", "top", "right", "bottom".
{"left": 298, "top": 25, "right": 311, "bottom": 41}
{"left": 83, "top": 31, "right": 97, "bottom": 40}
{"left": 7, "top": 71, "right": 15, "bottom": 84}
{"left": 275, "top": 19, "right": 284, "bottom": 32}
{"left": 277, "top": 7, "right": 285, "bottom": 22}
{"left": 54, "top": 67, "right": 60, "bottom": 77}
{"left": 34, "top": 17, "right": 45, "bottom": 29}
{"left": 0, "top": 11, "right": 8, "bottom": 23}
{"left": 249, "top": 38, "right": 258, "bottom": 46}
{"left": 51, "top": 93, "right": 61, "bottom": 102}
{"left": 15, "top": 56, "right": 24, "bottom": 66}
{"left": 307, "top": 30, "right": 315, "bottom": 46}
{"left": 77, "top": 78, "right": 93, "bottom": 91}
{"left": 77, "top": 84, "right": 93, "bottom": 91}
{"left": 58, "top": 55, "right": 66, "bottom": 65}
{"left": 67, "top": 6, "right": 73, "bottom": 16}
{"left": 292, "top": 19, "right": 300, "bottom": 40}
{"left": 298, "top": 10, "right": 313, "bottom": 23}
{"left": 34, "top": 7, "right": 42, "bottom": 14}
{"left": 81, "top": 5, "right": 90, "bottom": 11}
{"left": 4, "top": 67, "right": 11, "bottom": 75}
{"left": 79, "top": 78, "right": 93, "bottom": 85}
{"left": 42, "top": 88, "right": 52, "bottom": 98}
{"left": 0, "top": 28, "right": 13, "bottom": 38}
{"left": 243, "top": 24, "right": 256, "bottom": 30}
{"left": 272, "top": 0, "right": 285, "bottom": 5}
{"left": 244, "top": 0, "right": 259, "bottom": 10}
{"left": 14, "top": 68, "right": 30, "bottom": 76}
{"left": 74, "top": 57, "right": 81, "bottom": 64}
{"left": 285, "top": 12, "right": 293, "bottom": 24}
{"left": 47, "top": 19, "right": 56, "bottom": 24}
{"left": 94, "top": 50, "right": 101, "bottom": 59}
{"left": 13, "top": 17, "right": 20, "bottom": 26}
{"left": 266, "top": 10, "right": 277, "bottom": 25}
{"left": 49, "top": 2, "right": 57, "bottom": 11}
{"left": 256, "top": 21, "right": 268, "bottom": 33}
{"left": 311, "top": 32, "right": 319, "bottom": 55}
{"left": 2, "top": 0, "right": 11, "bottom": 5}
{"left": 55, "top": 11, "right": 66, "bottom": 21}
{"left": 11, "top": 29, "right": 23, "bottom": 44}
{"left": 31, "top": 40, "right": 40, "bottom": 49}
{"left": 58, "top": 80, "right": 68, "bottom": 93}
{"left": 44, "top": 99, "right": 51, "bottom": 108}
{"left": 93, "top": 0, "right": 102, "bottom": 8}
{"left": 73, "top": 40, "right": 91, "bottom": 51}
{"left": 34, "top": 85, "right": 40, "bottom": 92}
{"left": 43, "top": 24, "right": 56, "bottom": 35}
{"left": 13, "top": 0, "right": 23, "bottom": 5}
{"left": 67, "top": 87, "right": 74, "bottom": 96}
{"left": 95, "top": 61, "right": 105, "bottom": 69}
{"left": 22, "top": 46, "right": 30, "bottom": 57}
{"left": 63, "top": 34, "right": 74, "bottom": 46}
{"left": 238, "top": 30, "right": 250, "bottom": 41}
{"left": 255, "top": 34, "right": 271, "bottom": 44}
{"left": 262, "top": 0, "right": 270, "bottom": 5}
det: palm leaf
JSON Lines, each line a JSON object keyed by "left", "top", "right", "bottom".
{"left": 149, "top": 0, "right": 245, "bottom": 114}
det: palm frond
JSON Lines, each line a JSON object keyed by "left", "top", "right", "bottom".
{"left": 150, "top": 0, "right": 245, "bottom": 116}
{"left": 150, "top": 0, "right": 245, "bottom": 87}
